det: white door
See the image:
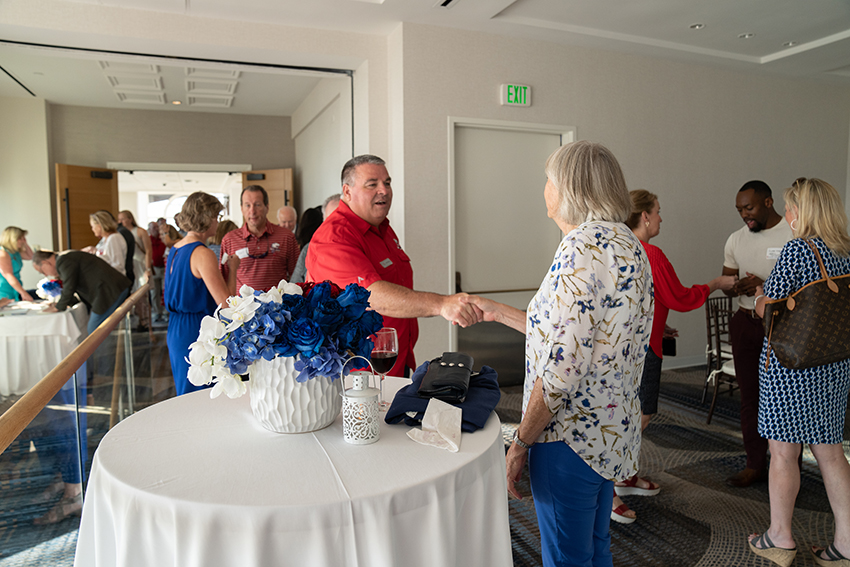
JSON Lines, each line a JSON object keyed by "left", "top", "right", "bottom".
{"left": 452, "top": 122, "right": 572, "bottom": 385}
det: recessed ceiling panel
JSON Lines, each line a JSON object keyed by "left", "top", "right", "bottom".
{"left": 187, "top": 94, "right": 234, "bottom": 108}
{"left": 185, "top": 79, "right": 238, "bottom": 95}
{"left": 115, "top": 91, "right": 167, "bottom": 104}
{"left": 107, "top": 75, "right": 164, "bottom": 90}
{"left": 99, "top": 60, "right": 160, "bottom": 74}
{"left": 186, "top": 67, "right": 241, "bottom": 80}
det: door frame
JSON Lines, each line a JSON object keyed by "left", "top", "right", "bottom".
{"left": 446, "top": 117, "right": 576, "bottom": 349}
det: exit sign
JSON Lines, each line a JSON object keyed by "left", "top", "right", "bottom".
{"left": 500, "top": 84, "right": 531, "bottom": 107}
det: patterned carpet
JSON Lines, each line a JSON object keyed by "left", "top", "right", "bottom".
{"left": 497, "top": 366, "right": 843, "bottom": 567}
{"left": 1, "top": 365, "right": 844, "bottom": 566}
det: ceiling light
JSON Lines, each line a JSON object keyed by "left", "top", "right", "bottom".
{"left": 783, "top": 41, "right": 798, "bottom": 47}
{"left": 738, "top": 33, "right": 755, "bottom": 39}
{"left": 172, "top": 100, "right": 182, "bottom": 105}
{"left": 689, "top": 23, "right": 705, "bottom": 30}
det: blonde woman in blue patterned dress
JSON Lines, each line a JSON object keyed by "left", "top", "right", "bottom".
{"left": 748, "top": 178, "right": 850, "bottom": 567}
{"left": 472, "top": 141, "right": 654, "bottom": 567}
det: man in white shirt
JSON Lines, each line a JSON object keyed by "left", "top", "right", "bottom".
{"left": 721, "top": 180, "right": 793, "bottom": 487}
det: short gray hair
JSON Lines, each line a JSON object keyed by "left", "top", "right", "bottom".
{"left": 545, "top": 141, "right": 631, "bottom": 226}
{"left": 322, "top": 193, "right": 341, "bottom": 211}
{"left": 341, "top": 155, "right": 385, "bottom": 187}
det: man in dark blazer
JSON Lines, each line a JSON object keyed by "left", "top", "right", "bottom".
{"left": 33, "top": 250, "right": 131, "bottom": 334}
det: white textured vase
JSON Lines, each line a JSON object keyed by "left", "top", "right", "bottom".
{"left": 248, "top": 356, "right": 342, "bottom": 433}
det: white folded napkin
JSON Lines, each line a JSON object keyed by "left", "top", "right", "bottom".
{"left": 407, "top": 398, "right": 462, "bottom": 452}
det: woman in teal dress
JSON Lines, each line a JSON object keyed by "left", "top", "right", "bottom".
{"left": 164, "top": 193, "right": 231, "bottom": 396}
{"left": 0, "top": 226, "right": 34, "bottom": 301}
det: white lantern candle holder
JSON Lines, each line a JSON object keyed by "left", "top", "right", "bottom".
{"left": 341, "top": 356, "right": 381, "bottom": 445}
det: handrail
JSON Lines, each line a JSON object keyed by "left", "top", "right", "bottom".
{"left": 0, "top": 282, "right": 151, "bottom": 454}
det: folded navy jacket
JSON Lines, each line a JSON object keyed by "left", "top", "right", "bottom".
{"left": 384, "top": 360, "right": 501, "bottom": 433}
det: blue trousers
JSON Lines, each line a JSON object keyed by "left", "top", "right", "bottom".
{"left": 529, "top": 442, "right": 614, "bottom": 567}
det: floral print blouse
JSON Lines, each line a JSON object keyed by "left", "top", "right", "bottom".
{"left": 523, "top": 221, "right": 654, "bottom": 481}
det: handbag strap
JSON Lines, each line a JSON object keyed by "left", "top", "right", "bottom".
{"left": 803, "top": 238, "right": 839, "bottom": 293}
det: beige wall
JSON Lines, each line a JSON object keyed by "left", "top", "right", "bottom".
{"left": 0, "top": 96, "right": 52, "bottom": 291}
{"left": 292, "top": 77, "right": 352, "bottom": 213}
{"left": 398, "top": 23, "right": 850, "bottom": 366}
{"left": 51, "top": 105, "right": 294, "bottom": 170}
{"left": 4, "top": 2, "right": 850, "bottom": 367}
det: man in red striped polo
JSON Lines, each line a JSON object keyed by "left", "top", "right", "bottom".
{"left": 219, "top": 185, "right": 299, "bottom": 293}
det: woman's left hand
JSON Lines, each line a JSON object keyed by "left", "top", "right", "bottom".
{"left": 505, "top": 444, "right": 529, "bottom": 500}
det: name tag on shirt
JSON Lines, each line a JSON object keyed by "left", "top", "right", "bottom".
{"left": 380, "top": 258, "right": 393, "bottom": 268}
{"left": 766, "top": 247, "right": 782, "bottom": 260}
{"left": 235, "top": 247, "right": 250, "bottom": 259}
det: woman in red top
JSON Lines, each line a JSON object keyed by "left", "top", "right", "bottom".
{"left": 610, "top": 190, "right": 737, "bottom": 524}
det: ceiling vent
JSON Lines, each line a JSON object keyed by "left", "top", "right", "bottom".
{"left": 434, "top": 0, "right": 461, "bottom": 7}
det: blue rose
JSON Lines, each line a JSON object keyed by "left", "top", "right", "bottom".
{"left": 314, "top": 299, "right": 344, "bottom": 334}
{"left": 358, "top": 310, "right": 384, "bottom": 336}
{"left": 306, "top": 282, "right": 333, "bottom": 311}
{"left": 286, "top": 318, "right": 325, "bottom": 358}
{"left": 336, "top": 284, "right": 371, "bottom": 319}
{"left": 279, "top": 294, "right": 306, "bottom": 321}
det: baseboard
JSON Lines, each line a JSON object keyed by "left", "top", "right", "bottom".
{"left": 661, "top": 355, "right": 705, "bottom": 370}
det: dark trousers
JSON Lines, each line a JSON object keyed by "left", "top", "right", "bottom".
{"left": 729, "top": 309, "right": 769, "bottom": 471}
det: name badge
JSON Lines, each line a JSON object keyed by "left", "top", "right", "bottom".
{"left": 766, "top": 247, "right": 782, "bottom": 260}
{"left": 235, "top": 247, "right": 250, "bottom": 259}
{"left": 380, "top": 258, "right": 393, "bottom": 268}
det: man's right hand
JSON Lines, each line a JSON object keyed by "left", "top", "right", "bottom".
{"left": 439, "top": 293, "right": 483, "bottom": 328}
{"left": 733, "top": 272, "right": 763, "bottom": 297}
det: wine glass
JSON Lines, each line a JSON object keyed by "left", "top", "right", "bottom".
{"left": 370, "top": 327, "right": 398, "bottom": 411}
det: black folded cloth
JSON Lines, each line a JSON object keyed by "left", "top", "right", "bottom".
{"left": 385, "top": 360, "right": 501, "bottom": 433}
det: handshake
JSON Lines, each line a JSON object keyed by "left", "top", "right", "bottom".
{"left": 438, "top": 293, "right": 502, "bottom": 328}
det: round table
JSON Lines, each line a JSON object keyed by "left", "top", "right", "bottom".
{"left": 73, "top": 377, "right": 512, "bottom": 567}
{"left": 0, "top": 302, "right": 88, "bottom": 396}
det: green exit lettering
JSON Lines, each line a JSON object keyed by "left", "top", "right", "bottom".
{"left": 500, "top": 83, "right": 531, "bottom": 107}
{"left": 508, "top": 85, "right": 527, "bottom": 105}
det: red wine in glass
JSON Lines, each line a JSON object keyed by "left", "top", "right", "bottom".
{"left": 371, "top": 327, "right": 398, "bottom": 411}
{"left": 370, "top": 351, "right": 398, "bottom": 375}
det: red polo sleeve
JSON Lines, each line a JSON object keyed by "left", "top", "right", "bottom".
{"left": 307, "top": 222, "right": 382, "bottom": 288}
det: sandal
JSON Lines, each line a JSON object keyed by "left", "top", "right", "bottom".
{"left": 812, "top": 543, "right": 850, "bottom": 566}
{"left": 33, "top": 493, "right": 82, "bottom": 525}
{"left": 32, "top": 480, "right": 64, "bottom": 505}
{"left": 748, "top": 532, "right": 797, "bottom": 567}
{"left": 610, "top": 503, "right": 636, "bottom": 524}
{"left": 614, "top": 474, "right": 661, "bottom": 497}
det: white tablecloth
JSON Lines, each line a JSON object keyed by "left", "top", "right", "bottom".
{"left": 74, "top": 377, "right": 512, "bottom": 567}
{"left": 0, "top": 302, "right": 88, "bottom": 396}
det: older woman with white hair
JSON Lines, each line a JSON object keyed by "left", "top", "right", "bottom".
{"left": 472, "top": 141, "right": 654, "bottom": 566}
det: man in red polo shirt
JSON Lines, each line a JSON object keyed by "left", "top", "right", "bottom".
{"left": 220, "top": 185, "right": 299, "bottom": 293}
{"left": 306, "top": 155, "right": 481, "bottom": 377}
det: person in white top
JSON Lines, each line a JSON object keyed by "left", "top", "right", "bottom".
{"left": 721, "top": 180, "right": 793, "bottom": 488}
{"left": 85, "top": 210, "right": 127, "bottom": 277}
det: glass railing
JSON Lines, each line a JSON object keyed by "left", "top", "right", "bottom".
{"left": 0, "top": 283, "right": 173, "bottom": 565}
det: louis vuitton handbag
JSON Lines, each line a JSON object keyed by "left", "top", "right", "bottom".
{"left": 763, "top": 239, "right": 850, "bottom": 369}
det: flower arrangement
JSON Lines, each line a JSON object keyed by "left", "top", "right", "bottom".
{"left": 36, "top": 277, "right": 62, "bottom": 302}
{"left": 187, "top": 279, "right": 384, "bottom": 399}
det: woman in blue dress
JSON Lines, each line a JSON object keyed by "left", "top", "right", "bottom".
{"left": 165, "top": 193, "right": 231, "bottom": 395}
{"left": 0, "top": 226, "right": 34, "bottom": 301}
{"left": 749, "top": 178, "right": 850, "bottom": 567}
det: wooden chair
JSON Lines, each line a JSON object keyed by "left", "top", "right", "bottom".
{"left": 703, "top": 297, "right": 738, "bottom": 424}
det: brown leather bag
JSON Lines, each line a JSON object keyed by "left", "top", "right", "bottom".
{"left": 763, "top": 239, "right": 850, "bottom": 370}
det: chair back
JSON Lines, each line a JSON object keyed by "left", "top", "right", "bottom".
{"left": 705, "top": 296, "right": 733, "bottom": 372}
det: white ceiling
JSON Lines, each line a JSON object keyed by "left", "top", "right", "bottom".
{"left": 1, "top": 0, "right": 849, "bottom": 115}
